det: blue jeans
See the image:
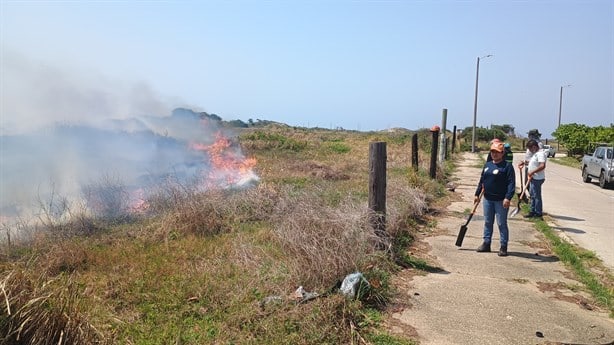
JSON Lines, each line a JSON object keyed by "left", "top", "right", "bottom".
{"left": 482, "top": 198, "right": 509, "bottom": 246}
{"left": 529, "top": 179, "right": 545, "bottom": 216}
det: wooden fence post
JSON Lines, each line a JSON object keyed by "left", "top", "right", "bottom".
{"left": 429, "top": 128, "right": 439, "bottom": 178}
{"left": 411, "top": 133, "right": 419, "bottom": 171}
{"left": 369, "top": 142, "right": 387, "bottom": 238}
{"left": 5, "top": 228, "right": 10, "bottom": 259}
{"left": 451, "top": 125, "right": 457, "bottom": 153}
{"left": 439, "top": 108, "right": 447, "bottom": 163}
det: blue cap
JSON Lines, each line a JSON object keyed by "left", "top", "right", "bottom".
{"left": 504, "top": 143, "right": 511, "bottom": 148}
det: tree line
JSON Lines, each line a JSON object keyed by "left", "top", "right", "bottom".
{"left": 553, "top": 123, "right": 614, "bottom": 156}
{"left": 181, "top": 106, "right": 613, "bottom": 156}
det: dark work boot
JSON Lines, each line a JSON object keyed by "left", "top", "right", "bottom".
{"left": 476, "top": 242, "right": 491, "bottom": 253}
{"left": 498, "top": 246, "right": 508, "bottom": 257}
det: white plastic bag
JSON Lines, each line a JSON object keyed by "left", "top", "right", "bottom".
{"left": 340, "top": 272, "right": 369, "bottom": 298}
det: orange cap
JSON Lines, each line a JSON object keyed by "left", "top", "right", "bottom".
{"left": 490, "top": 141, "right": 504, "bottom": 152}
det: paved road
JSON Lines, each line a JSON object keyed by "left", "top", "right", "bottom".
{"left": 512, "top": 153, "right": 614, "bottom": 270}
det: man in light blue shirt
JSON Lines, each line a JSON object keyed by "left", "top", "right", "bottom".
{"left": 518, "top": 139, "right": 546, "bottom": 218}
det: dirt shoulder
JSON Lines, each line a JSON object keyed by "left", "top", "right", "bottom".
{"left": 386, "top": 152, "right": 614, "bottom": 345}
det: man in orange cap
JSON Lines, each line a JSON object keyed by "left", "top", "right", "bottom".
{"left": 474, "top": 141, "right": 516, "bottom": 256}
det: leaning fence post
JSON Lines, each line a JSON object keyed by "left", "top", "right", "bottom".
{"left": 369, "top": 142, "right": 387, "bottom": 238}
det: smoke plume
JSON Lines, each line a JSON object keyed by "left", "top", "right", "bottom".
{"left": 0, "top": 53, "right": 258, "bottom": 224}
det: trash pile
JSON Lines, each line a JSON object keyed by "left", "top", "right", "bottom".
{"left": 259, "top": 272, "right": 370, "bottom": 309}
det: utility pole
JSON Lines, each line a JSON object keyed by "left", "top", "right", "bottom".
{"left": 471, "top": 55, "right": 493, "bottom": 153}
{"left": 557, "top": 84, "right": 572, "bottom": 128}
{"left": 557, "top": 84, "right": 571, "bottom": 151}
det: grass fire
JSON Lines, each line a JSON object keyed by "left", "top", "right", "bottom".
{"left": 0, "top": 115, "right": 443, "bottom": 345}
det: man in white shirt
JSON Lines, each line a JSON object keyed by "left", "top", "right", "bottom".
{"left": 518, "top": 139, "right": 546, "bottom": 218}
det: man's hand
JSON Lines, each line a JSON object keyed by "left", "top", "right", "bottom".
{"left": 517, "top": 162, "right": 525, "bottom": 169}
{"left": 474, "top": 195, "right": 480, "bottom": 204}
{"left": 503, "top": 198, "right": 510, "bottom": 208}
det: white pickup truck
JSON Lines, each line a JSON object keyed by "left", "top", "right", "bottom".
{"left": 542, "top": 144, "right": 556, "bottom": 158}
{"left": 582, "top": 146, "right": 614, "bottom": 188}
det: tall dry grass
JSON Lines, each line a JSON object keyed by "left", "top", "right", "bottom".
{"left": 0, "top": 126, "right": 441, "bottom": 344}
{"left": 0, "top": 270, "right": 103, "bottom": 345}
{"left": 267, "top": 179, "right": 429, "bottom": 289}
{"left": 140, "top": 175, "right": 430, "bottom": 292}
{"left": 143, "top": 182, "right": 281, "bottom": 241}
{"left": 270, "top": 188, "right": 380, "bottom": 288}
{"left": 386, "top": 181, "right": 430, "bottom": 234}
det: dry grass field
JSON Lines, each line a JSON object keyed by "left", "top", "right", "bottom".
{"left": 0, "top": 124, "right": 458, "bottom": 345}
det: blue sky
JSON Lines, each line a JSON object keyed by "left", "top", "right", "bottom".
{"left": 1, "top": 0, "right": 613, "bottom": 138}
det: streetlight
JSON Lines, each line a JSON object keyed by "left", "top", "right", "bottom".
{"left": 557, "top": 84, "right": 572, "bottom": 128}
{"left": 471, "top": 54, "right": 493, "bottom": 153}
{"left": 557, "top": 84, "right": 572, "bottom": 151}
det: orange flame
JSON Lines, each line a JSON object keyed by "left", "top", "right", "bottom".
{"left": 190, "top": 131, "right": 258, "bottom": 188}
{"left": 128, "top": 188, "right": 149, "bottom": 213}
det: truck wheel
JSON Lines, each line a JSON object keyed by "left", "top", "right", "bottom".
{"left": 582, "top": 167, "right": 591, "bottom": 183}
{"left": 551, "top": 153, "right": 555, "bottom": 158}
{"left": 599, "top": 171, "right": 608, "bottom": 189}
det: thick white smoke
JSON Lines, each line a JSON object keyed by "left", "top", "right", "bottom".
{"left": 0, "top": 53, "right": 257, "bottom": 223}
{"left": 1, "top": 51, "right": 172, "bottom": 135}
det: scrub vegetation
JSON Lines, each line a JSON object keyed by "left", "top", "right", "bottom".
{"left": 0, "top": 125, "right": 454, "bottom": 345}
